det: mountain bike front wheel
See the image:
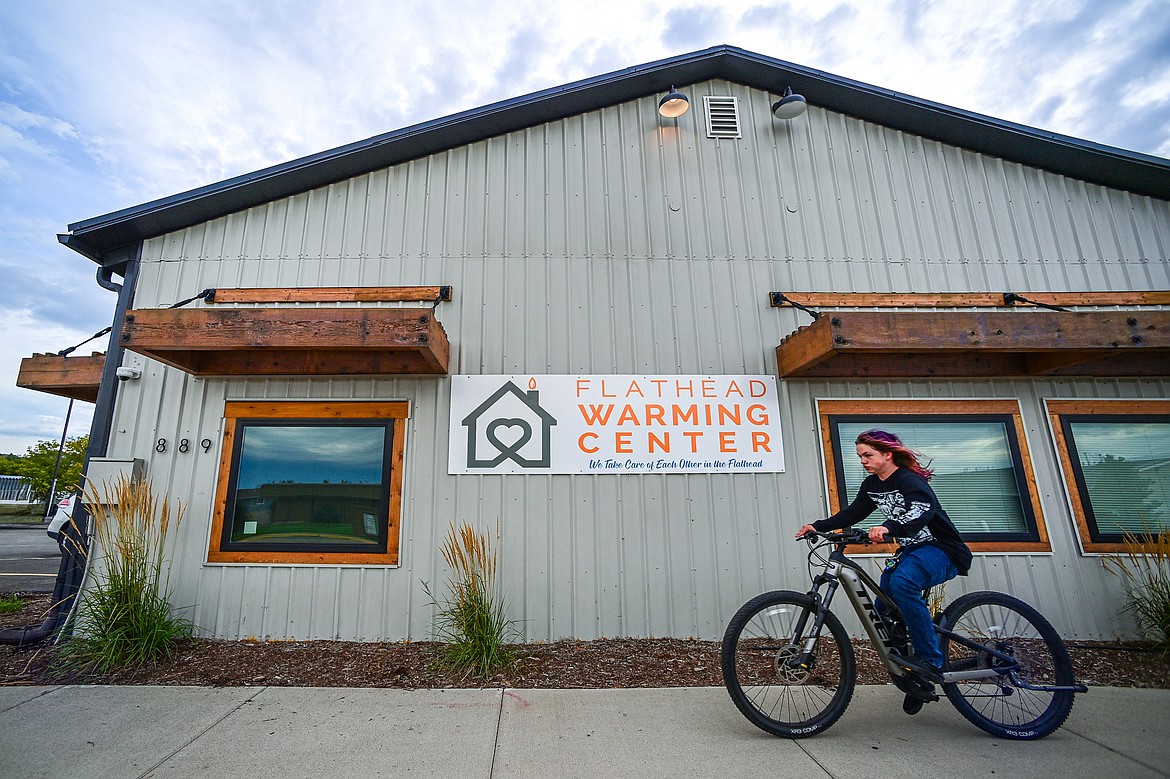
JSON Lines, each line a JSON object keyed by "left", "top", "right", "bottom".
{"left": 721, "top": 590, "right": 856, "bottom": 738}
{"left": 938, "top": 591, "right": 1077, "bottom": 739}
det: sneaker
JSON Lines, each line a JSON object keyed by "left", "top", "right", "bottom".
{"left": 890, "top": 653, "right": 945, "bottom": 684}
{"left": 922, "top": 663, "right": 945, "bottom": 683}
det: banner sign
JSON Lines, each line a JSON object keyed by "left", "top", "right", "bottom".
{"left": 449, "top": 375, "right": 785, "bottom": 474}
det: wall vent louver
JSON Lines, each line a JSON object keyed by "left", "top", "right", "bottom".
{"left": 703, "top": 96, "right": 741, "bottom": 139}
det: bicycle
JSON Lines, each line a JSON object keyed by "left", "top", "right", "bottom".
{"left": 721, "top": 528, "right": 1088, "bottom": 739}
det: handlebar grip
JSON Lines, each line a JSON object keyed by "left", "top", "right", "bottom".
{"left": 802, "top": 528, "right": 873, "bottom": 545}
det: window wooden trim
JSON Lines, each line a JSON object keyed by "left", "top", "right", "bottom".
{"left": 817, "top": 399, "right": 1051, "bottom": 554}
{"left": 208, "top": 401, "right": 408, "bottom": 565}
{"left": 1046, "top": 399, "right": 1170, "bottom": 554}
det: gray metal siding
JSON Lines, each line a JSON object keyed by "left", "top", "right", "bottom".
{"left": 102, "top": 79, "right": 1170, "bottom": 641}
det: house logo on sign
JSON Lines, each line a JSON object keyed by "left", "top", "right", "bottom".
{"left": 461, "top": 380, "right": 557, "bottom": 468}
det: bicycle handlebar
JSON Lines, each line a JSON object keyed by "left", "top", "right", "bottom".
{"left": 799, "top": 528, "right": 875, "bottom": 545}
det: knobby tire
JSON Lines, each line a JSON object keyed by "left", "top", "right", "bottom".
{"left": 938, "top": 591, "right": 1077, "bottom": 740}
{"left": 721, "top": 591, "right": 856, "bottom": 738}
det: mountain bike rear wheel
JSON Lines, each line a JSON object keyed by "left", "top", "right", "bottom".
{"left": 721, "top": 590, "right": 856, "bottom": 738}
{"left": 938, "top": 591, "right": 1076, "bottom": 739}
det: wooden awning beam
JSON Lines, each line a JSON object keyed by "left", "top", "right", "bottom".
{"left": 121, "top": 307, "right": 449, "bottom": 376}
{"left": 206, "top": 285, "right": 452, "bottom": 304}
{"left": 770, "top": 291, "right": 1170, "bottom": 309}
{"left": 776, "top": 311, "right": 1170, "bottom": 378}
{"left": 16, "top": 353, "right": 106, "bottom": 402}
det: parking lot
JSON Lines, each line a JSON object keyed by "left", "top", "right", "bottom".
{"left": 0, "top": 525, "right": 61, "bottom": 592}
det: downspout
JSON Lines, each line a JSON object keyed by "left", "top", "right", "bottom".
{"left": 0, "top": 246, "right": 141, "bottom": 647}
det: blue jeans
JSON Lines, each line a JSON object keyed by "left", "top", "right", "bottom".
{"left": 879, "top": 544, "right": 958, "bottom": 669}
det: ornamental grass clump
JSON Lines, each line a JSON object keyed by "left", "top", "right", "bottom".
{"left": 52, "top": 475, "right": 192, "bottom": 676}
{"left": 1102, "top": 528, "right": 1170, "bottom": 654}
{"left": 423, "top": 522, "right": 518, "bottom": 680}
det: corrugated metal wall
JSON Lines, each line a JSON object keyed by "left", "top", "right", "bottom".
{"left": 107, "top": 79, "right": 1170, "bottom": 641}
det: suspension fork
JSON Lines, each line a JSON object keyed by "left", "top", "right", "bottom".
{"left": 792, "top": 569, "right": 843, "bottom": 667}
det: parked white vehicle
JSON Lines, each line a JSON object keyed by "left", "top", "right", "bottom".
{"left": 46, "top": 494, "right": 78, "bottom": 541}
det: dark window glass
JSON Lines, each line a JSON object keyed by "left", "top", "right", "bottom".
{"left": 829, "top": 415, "right": 1039, "bottom": 541}
{"left": 222, "top": 421, "right": 393, "bottom": 552}
{"left": 1060, "top": 415, "right": 1170, "bottom": 541}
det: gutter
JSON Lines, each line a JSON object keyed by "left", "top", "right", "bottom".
{"left": 0, "top": 246, "right": 141, "bottom": 647}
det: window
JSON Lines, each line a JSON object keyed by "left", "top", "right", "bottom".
{"left": 208, "top": 401, "right": 408, "bottom": 564}
{"left": 1048, "top": 400, "right": 1170, "bottom": 553}
{"left": 817, "top": 399, "right": 1050, "bottom": 552}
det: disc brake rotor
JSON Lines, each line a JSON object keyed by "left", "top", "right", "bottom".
{"left": 773, "top": 645, "right": 813, "bottom": 684}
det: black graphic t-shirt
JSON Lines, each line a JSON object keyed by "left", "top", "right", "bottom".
{"left": 812, "top": 467, "right": 972, "bottom": 575}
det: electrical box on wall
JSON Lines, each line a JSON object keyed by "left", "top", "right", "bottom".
{"left": 83, "top": 458, "right": 146, "bottom": 502}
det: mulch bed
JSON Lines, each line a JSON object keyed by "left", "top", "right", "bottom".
{"left": 3, "top": 593, "right": 1167, "bottom": 689}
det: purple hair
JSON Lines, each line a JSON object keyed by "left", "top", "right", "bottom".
{"left": 855, "top": 429, "right": 934, "bottom": 481}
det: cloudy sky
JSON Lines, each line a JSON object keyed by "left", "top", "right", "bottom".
{"left": 1, "top": 0, "right": 1168, "bottom": 455}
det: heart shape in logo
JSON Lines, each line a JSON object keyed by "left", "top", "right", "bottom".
{"left": 486, "top": 418, "right": 533, "bottom": 455}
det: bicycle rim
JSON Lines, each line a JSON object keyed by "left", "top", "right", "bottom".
{"left": 721, "top": 591, "right": 855, "bottom": 738}
{"left": 940, "top": 591, "right": 1076, "bottom": 739}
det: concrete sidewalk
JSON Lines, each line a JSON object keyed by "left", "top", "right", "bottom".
{"left": 1, "top": 685, "right": 1166, "bottom": 778}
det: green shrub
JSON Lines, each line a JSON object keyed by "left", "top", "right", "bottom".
{"left": 0, "top": 594, "right": 22, "bottom": 614}
{"left": 1102, "top": 528, "right": 1170, "bottom": 653}
{"left": 51, "top": 475, "right": 192, "bottom": 676}
{"left": 423, "top": 522, "right": 518, "bottom": 680}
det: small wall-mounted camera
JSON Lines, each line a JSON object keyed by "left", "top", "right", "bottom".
{"left": 115, "top": 367, "right": 142, "bottom": 381}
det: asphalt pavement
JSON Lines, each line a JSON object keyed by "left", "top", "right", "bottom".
{"left": 0, "top": 525, "right": 60, "bottom": 593}
{"left": 0, "top": 684, "right": 1167, "bottom": 778}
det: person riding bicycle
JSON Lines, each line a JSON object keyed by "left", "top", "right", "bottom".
{"left": 796, "top": 429, "right": 972, "bottom": 685}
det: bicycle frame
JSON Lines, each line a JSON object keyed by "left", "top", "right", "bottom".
{"left": 802, "top": 535, "right": 1043, "bottom": 687}
{"left": 805, "top": 542, "right": 920, "bottom": 679}
{"left": 796, "top": 534, "right": 1090, "bottom": 694}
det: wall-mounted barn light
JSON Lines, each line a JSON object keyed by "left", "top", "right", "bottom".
{"left": 658, "top": 86, "right": 690, "bottom": 118}
{"left": 771, "top": 86, "right": 807, "bottom": 120}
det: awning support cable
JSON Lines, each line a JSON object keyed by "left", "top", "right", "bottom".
{"left": 56, "top": 327, "right": 113, "bottom": 357}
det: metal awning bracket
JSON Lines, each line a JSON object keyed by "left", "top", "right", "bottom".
{"left": 770, "top": 292, "right": 821, "bottom": 320}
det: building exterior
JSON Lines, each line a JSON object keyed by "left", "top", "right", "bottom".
{"left": 0, "top": 475, "right": 33, "bottom": 504}
{"left": 45, "top": 47, "right": 1170, "bottom": 643}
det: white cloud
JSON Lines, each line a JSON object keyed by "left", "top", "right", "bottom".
{"left": 0, "top": 103, "right": 77, "bottom": 138}
{"left": 1121, "top": 66, "right": 1170, "bottom": 113}
{"left": 0, "top": 0, "right": 1166, "bottom": 453}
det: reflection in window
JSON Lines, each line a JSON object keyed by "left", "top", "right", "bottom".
{"left": 1060, "top": 416, "right": 1170, "bottom": 540}
{"left": 224, "top": 422, "right": 392, "bottom": 552}
{"left": 829, "top": 416, "right": 1039, "bottom": 541}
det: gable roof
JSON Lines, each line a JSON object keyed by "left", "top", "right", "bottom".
{"left": 61, "top": 45, "right": 1170, "bottom": 263}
